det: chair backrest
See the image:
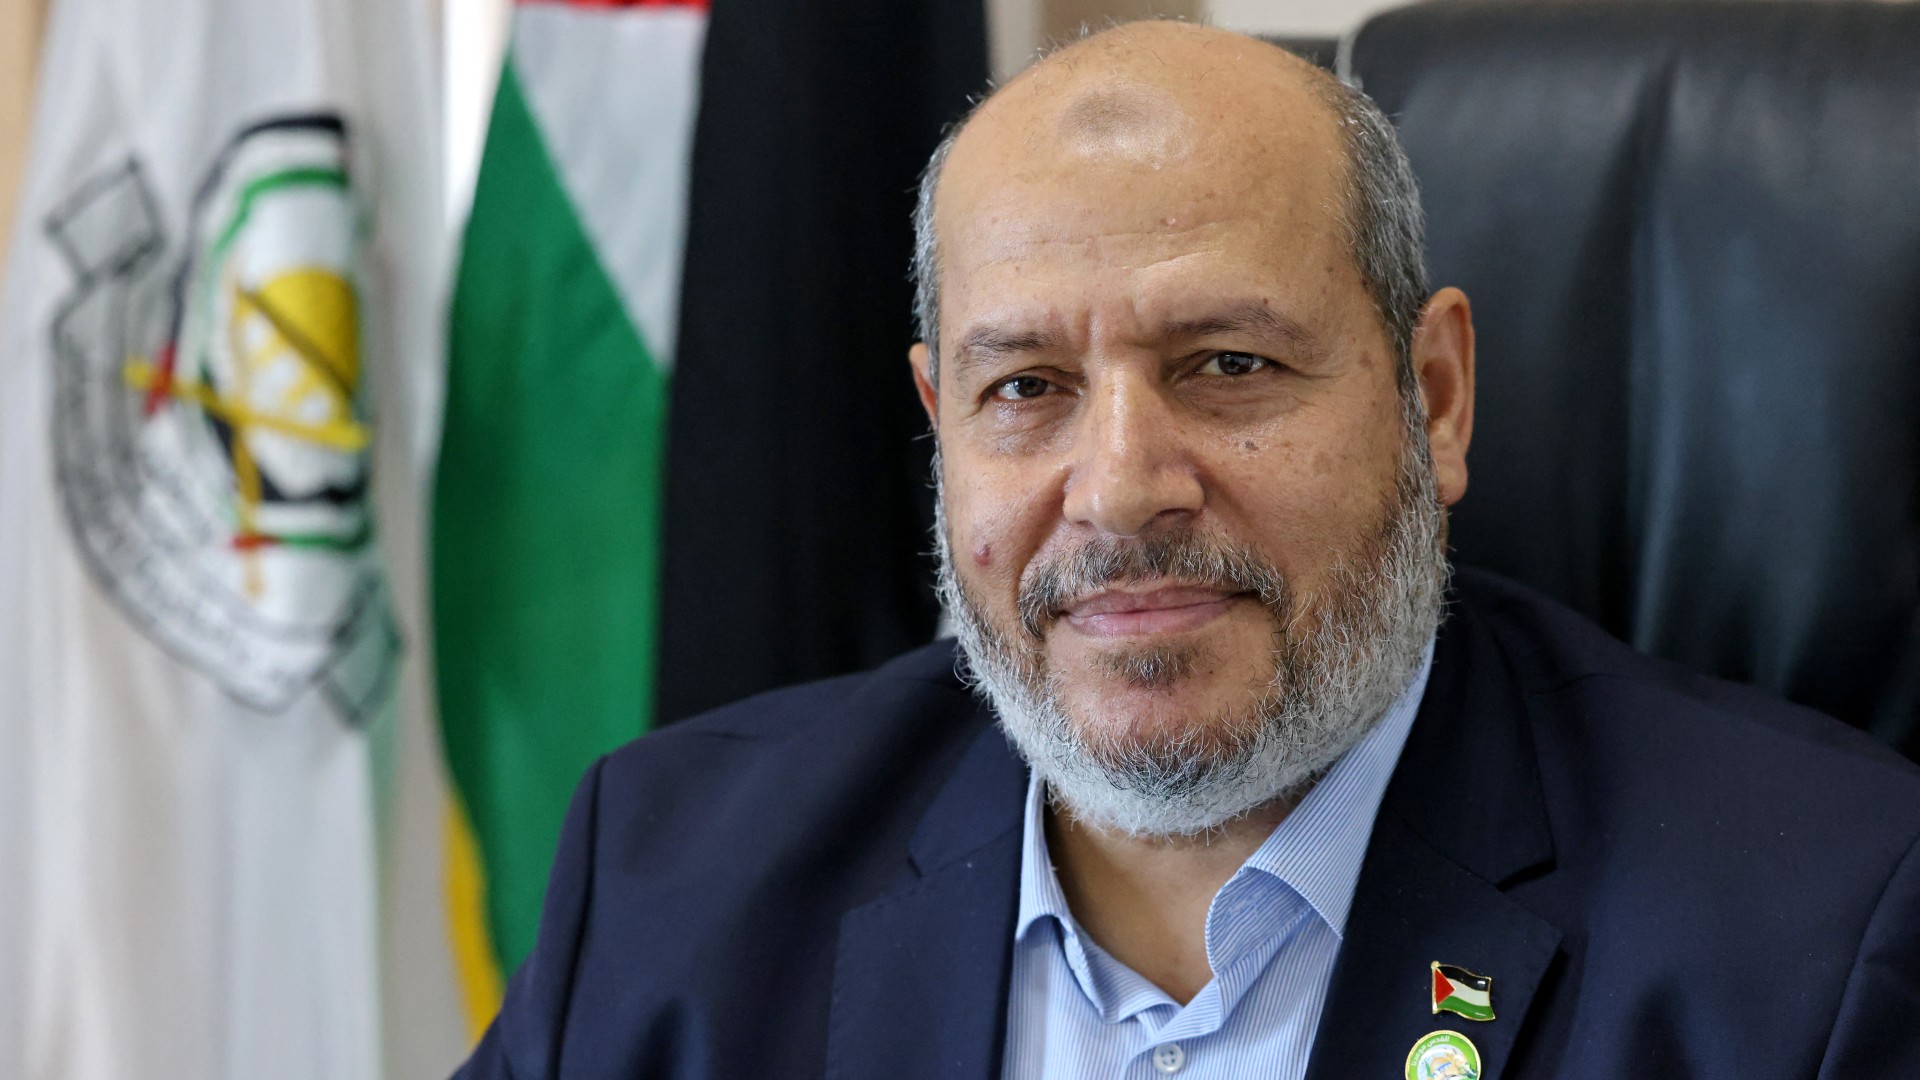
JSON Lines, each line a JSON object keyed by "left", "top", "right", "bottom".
{"left": 1346, "top": 1, "right": 1920, "bottom": 755}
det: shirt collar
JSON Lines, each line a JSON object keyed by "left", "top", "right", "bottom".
{"left": 1239, "top": 638, "right": 1434, "bottom": 937}
{"left": 1015, "top": 766, "right": 1073, "bottom": 942}
{"left": 1014, "top": 638, "right": 1435, "bottom": 945}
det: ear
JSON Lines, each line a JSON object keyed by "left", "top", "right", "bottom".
{"left": 1411, "top": 287, "right": 1475, "bottom": 506}
{"left": 909, "top": 341, "right": 939, "bottom": 426}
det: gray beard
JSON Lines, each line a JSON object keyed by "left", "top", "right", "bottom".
{"left": 933, "top": 418, "right": 1450, "bottom": 839}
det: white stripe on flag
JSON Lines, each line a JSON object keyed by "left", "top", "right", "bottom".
{"left": 512, "top": 3, "right": 707, "bottom": 369}
{"left": 1448, "top": 982, "right": 1491, "bottom": 1008}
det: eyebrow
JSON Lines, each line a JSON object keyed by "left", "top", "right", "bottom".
{"left": 1163, "top": 300, "right": 1319, "bottom": 353}
{"left": 950, "top": 325, "right": 1069, "bottom": 377}
{"left": 948, "top": 299, "right": 1321, "bottom": 379}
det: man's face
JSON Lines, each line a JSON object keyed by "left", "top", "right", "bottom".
{"left": 913, "top": 39, "right": 1467, "bottom": 835}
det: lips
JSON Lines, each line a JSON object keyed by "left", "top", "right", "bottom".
{"left": 1061, "top": 585, "right": 1246, "bottom": 637}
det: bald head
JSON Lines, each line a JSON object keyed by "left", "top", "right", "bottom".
{"left": 978, "top": 21, "right": 1344, "bottom": 168}
{"left": 911, "top": 20, "right": 1427, "bottom": 391}
{"left": 1053, "top": 81, "right": 1194, "bottom": 166}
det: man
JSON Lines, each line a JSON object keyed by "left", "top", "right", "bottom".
{"left": 457, "top": 21, "right": 1920, "bottom": 1080}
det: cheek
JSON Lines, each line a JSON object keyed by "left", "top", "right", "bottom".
{"left": 943, "top": 455, "right": 1060, "bottom": 594}
{"left": 1207, "top": 396, "right": 1402, "bottom": 573}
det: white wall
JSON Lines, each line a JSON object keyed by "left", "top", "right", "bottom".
{"left": 985, "top": 0, "right": 1392, "bottom": 80}
{"left": 1208, "top": 0, "right": 1403, "bottom": 38}
{"left": 0, "top": 0, "right": 47, "bottom": 287}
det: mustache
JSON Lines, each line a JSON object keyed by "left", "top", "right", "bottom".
{"left": 1016, "top": 529, "right": 1291, "bottom": 639}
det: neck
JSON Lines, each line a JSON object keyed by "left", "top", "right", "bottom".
{"left": 1045, "top": 792, "right": 1298, "bottom": 1004}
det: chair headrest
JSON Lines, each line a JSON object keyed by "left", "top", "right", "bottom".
{"left": 1346, "top": 1, "right": 1920, "bottom": 749}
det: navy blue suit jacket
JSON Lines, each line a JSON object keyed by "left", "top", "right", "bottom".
{"left": 456, "top": 570, "right": 1920, "bottom": 1078}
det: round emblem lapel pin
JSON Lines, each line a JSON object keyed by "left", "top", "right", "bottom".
{"left": 1405, "top": 1030, "right": 1481, "bottom": 1080}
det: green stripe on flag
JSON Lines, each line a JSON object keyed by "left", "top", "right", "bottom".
{"left": 1438, "top": 993, "right": 1496, "bottom": 1022}
{"left": 434, "top": 56, "right": 666, "bottom": 974}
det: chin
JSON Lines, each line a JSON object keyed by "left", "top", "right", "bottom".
{"left": 1054, "top": 662, "right": 1270, "bottom": 763}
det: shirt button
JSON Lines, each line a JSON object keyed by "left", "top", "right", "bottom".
{"left": 1151, "top": 1042, "right": 1186, "bottom": 1074}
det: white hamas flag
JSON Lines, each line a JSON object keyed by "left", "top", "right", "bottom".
{"left": 0, "top": 0, "right": 464, "bottom": 1077}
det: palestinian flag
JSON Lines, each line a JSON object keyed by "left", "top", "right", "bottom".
{"left": 1432, "top": 962, "right": 1496, "bottom": 1021}
{"left": 434, "top": 0, "right": 706, "bottom": 1041}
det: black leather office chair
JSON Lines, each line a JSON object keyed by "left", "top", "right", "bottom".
{"left": 1345, "top": 1, "right": 1920, "bottom": 756}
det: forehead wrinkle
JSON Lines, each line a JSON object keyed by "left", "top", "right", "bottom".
{"left": 960, "top": 218, "right": 1237, "bottom": 275}
{"left": 947, "top": 237, "right": 1303, "bottom": 355}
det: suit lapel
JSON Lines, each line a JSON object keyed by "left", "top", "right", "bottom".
{"left": 1306, "top": 593, "right": 1564, "bottom": 1080}
{"left": 825, "top": 722, "right": 1027, "bottom": 1080}
{"left": 1304, "top": 814, "right": 1562, "bottom": 1080}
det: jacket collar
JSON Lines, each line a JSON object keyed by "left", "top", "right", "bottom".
{"left": 826, "top": 703, "right": 1027, "bottom": 1080}
{"left": 1304, "top": 589, "right": 1562, "bottom": 1080}
{"left": 1385, "top": 590, "right": 1556, "bottom": 886}
{"left": 905, "top": 709, "right": 1030, "bottom": 876}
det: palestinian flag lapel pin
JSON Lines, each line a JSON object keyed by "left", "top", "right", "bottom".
{"left": 1431, "top": 962, "right": 1495, "bottom": 1022}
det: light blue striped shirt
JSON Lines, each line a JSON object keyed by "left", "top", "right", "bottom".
{"left": 1001, "top": 642, "right": 1434, "bottom": 1079}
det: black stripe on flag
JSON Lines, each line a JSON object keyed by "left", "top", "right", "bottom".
{"left": 657, "top": 0, "right": 989, "bottom": 725}
{"left": 1436, "top": 964, "right": 1492, "bottom": 993}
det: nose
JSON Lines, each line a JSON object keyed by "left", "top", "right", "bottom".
{"left": 1060, "top": 370, "right": 1204, "bottom": 536}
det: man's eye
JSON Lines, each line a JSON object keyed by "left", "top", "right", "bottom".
{"left": 1198, "top": 352, "right": 1269, "bottom": 377}
{"left": 992, "top": 375, "right": 1052, "bottom": 401}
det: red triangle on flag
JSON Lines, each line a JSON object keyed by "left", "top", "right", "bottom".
{"left": 1433, "top": 969, "right": 1455, "bottom": 1003}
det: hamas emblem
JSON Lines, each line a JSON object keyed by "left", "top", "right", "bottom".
{"left": 1405, "top": 1030, "right": 1481, "bottom": 1080}
{"left": 45, "top": 114, "right": 396, "bottom": 724}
